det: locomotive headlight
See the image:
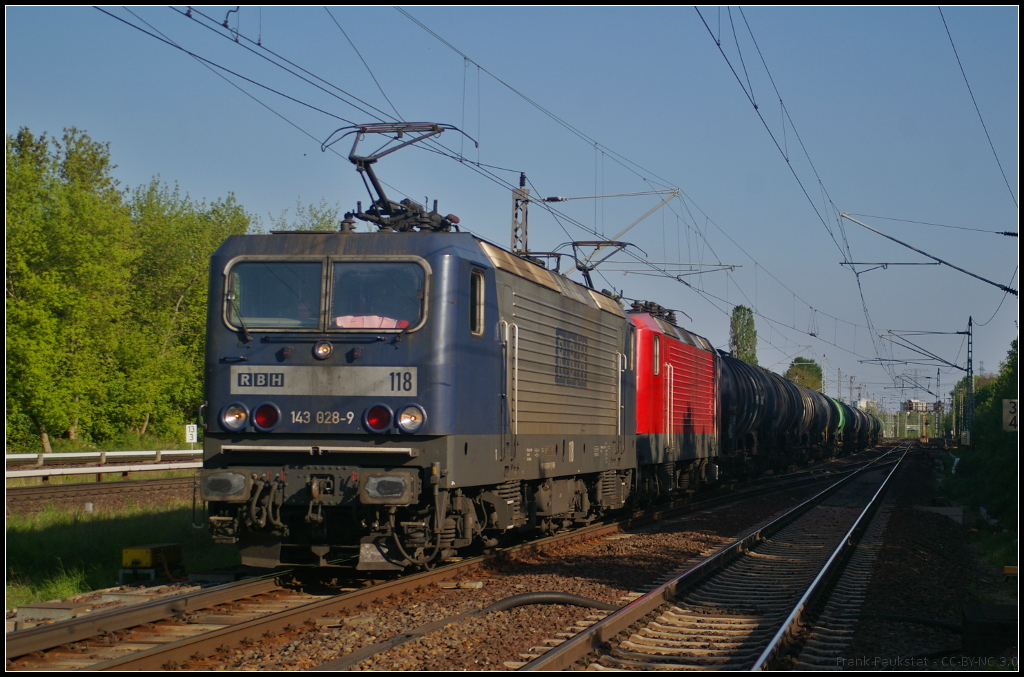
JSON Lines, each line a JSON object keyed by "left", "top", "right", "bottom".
{"left": 396, "top": 404, "right": 426, "bottom": 433}
{"left": 252, "top": 403, "right": 281, "bottom": 432}
{"left": 313, "top": 341, "right": 333, "bottom": 360}
{"left": 221, "top": 403, "right": 249, "bottom": 431}
{"left": 364, "top": 404, "right": 393, "bottom": 433}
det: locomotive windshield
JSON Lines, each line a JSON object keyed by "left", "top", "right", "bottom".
{"left": 331, "top": 261, "right": 425, "bottom": 330}
{"left": 227, "top": 261, "right": 322, "bottom": 329}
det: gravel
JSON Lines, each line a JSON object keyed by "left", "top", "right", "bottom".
{"left": 187, "top": 487, "right": 817, "bottom": 671}
{"left": 844, "top": 450, "right": 1018, "bottom": 669}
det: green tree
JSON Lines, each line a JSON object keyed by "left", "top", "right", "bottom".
{"left": 948, "top": 338, "right": 1018, "bottom": 530}
{"left": 6, "top": 129, "right": 255, "bottom": 451}
{"left": 7, "top": 128, "right": 135, "bottom": 450}
{"left": 784, "top": 357, "right": 823, "bottom": 392}
{"left": 729, "top": 305, "right": 758, "bottom": 365}
{"left": 266, "top": 197, "right": 342, "bottom": 232}
{"left": 122, "top": 181, "right": 252, "bottom": 438}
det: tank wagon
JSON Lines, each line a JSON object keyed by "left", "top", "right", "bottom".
{"left": 198, "top": 122, "right": 881, "bottom": 570}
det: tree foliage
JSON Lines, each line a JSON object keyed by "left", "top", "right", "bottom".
{"left": 729, "top": 305, "right": 758, "bottom": 365}
{"left": 266, "top": 197, "right": 342, "bottom": 232}
{"left": 6, "top": 128, "right": 253, "bottom": 451}
{"left": 784, "top": 357, "right": 823, "bottom": 392}
{"left": 947, "top": 338, "right": 1018, "bottom": 530}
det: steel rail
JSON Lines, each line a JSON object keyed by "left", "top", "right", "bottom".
{"left": 5, "top": 577, "right": 281, "bottom": 658}
{"left": 6, "top": 476, "right": 194, "bottom": 501}
{"left": 749, "top": 445, "right": 910, "bottom": 670}
{"left": 7, "top": 451, "right": 883, "bottom": 669}
{"left": 519, "top": 449, "right": 904, "bottom": 670}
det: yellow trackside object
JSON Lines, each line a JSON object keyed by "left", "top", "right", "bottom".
{"left": 122, "top": 543, "right": 182, "bottom": 568}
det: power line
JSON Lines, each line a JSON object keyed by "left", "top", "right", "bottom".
{"left": 840, "top": 213, "right": 1018, "bottom": 296}
{"left": 96, "top": 7, "right": 357, "bottom": 125}
{"left": 111, "top": 7, "right": 906, "bottom": 382}
{"left": 175, "top": 7, "right": 391, "bottom": 123}
{"left": 323, "top": 7, "right": 403, "bottom": 122}
{"left": 118, "top": 8, "right": 344, "bottom": 161}
{"left": 394, "top": 5, "right": 896, "bottom": 375}
{"left": 938, "top": 6, "right": 1018, "bottom": 209}
{"left": 846, "top": 212, "right": 1017, "bottom": 236}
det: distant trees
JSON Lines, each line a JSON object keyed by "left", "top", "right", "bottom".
{"left": 266, "top": 197, "right": 343, "bottom": 232}
{"left": 948, "top": 338, "right": 1017, "bottom": 530}
{"left": 784, "top": 357, "right": 823, "bottom": 392}
{"left": 6, "top": 128, "right": 253, "bottom": 451}
{"left": 729, "top": 305, "right": 758, "bottom": 365}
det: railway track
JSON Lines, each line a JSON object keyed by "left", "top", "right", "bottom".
{"left": 5, "top": 448, "right": 895, "bottom": 670}
{"left": 6, "top": 476, "right": 194, "bottom": 504}
{"left": 518, "top": 444, "right": 909, "bottom": 670}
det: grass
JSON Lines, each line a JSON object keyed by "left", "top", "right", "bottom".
{"left": 6, "top": 499, "right": 239, "bottom": 610}
{"left": 972, "top": 530, "right": 1018, "bottom": 569}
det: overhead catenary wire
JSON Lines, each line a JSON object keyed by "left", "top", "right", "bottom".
{"left": 389, "top": 8, "right": 899, "bottom": 378}
{"left": 846, "top": 212, "right": 1017, "bottom": 237}
{"left": 839, "top": 214, "right": 1018, "bottom": 297}
{"left": 324, "top": 7, "right": 403, "bottom": 122}
{"left": 118, "top": 8, "right": 337, "bottom": 155}
{"left": 175, "top": 6, "right": 392, "bottom": 123}
{"left": 938, "top": 6, "right": 1018, "bottom": 209}
{"left": 105, "top": 7, "right": 929, "bottom": 385}
{"left": 695, "top": 6, "right": 933, "bottom": 382}
{"left": 97, "top": 7, "right": 358, "bottom": 126}
{"left": 381, "top": 8, "right": 898, "bottom": 369}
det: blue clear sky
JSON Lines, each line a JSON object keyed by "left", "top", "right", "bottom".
{"left": 7, "top": 6, "right": 1018, "bottom": 410}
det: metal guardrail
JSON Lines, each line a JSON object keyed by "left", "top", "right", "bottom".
{"left": 6, "top": 449, "right": 202, "bottom": 465}
{"left": 7, "top": 462, "right": 203, "bottom": 480}
{"left": 6, "top": 450, "right": 203, "bottom": 479}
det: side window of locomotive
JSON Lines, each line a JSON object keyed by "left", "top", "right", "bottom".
{"left": 226, "top": 261, "right": 322, "bottom": 329}
{"left": 628, "top": 326, "right": 636, "bottom": 371}
{"left": 653, "top": 335, "right": 660, "bottom": 375}
{"left": 331, "top": 262, "right": 426, "bottom": 330}
{"left": 470, "top": 269, "right": 485, "bottom": 336}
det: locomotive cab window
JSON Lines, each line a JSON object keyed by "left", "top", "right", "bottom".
{"left": 331, "top": 261, "right": 426, "bottom": 330}
{"left": 470, "top": 269, "right": 485, "bottom": 336}
{"left": 226, "top": 261, "right": 322, "bottom": 329}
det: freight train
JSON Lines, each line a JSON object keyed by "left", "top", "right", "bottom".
{"left": 198, "top": 123, "right": 881, "bottom": 570}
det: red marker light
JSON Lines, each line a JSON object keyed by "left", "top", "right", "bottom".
{"left": 253, "top": 403, "right": 280, "bottom": 431}
{"left": 364, "top": 405, "right": 392, "bottom": 433}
